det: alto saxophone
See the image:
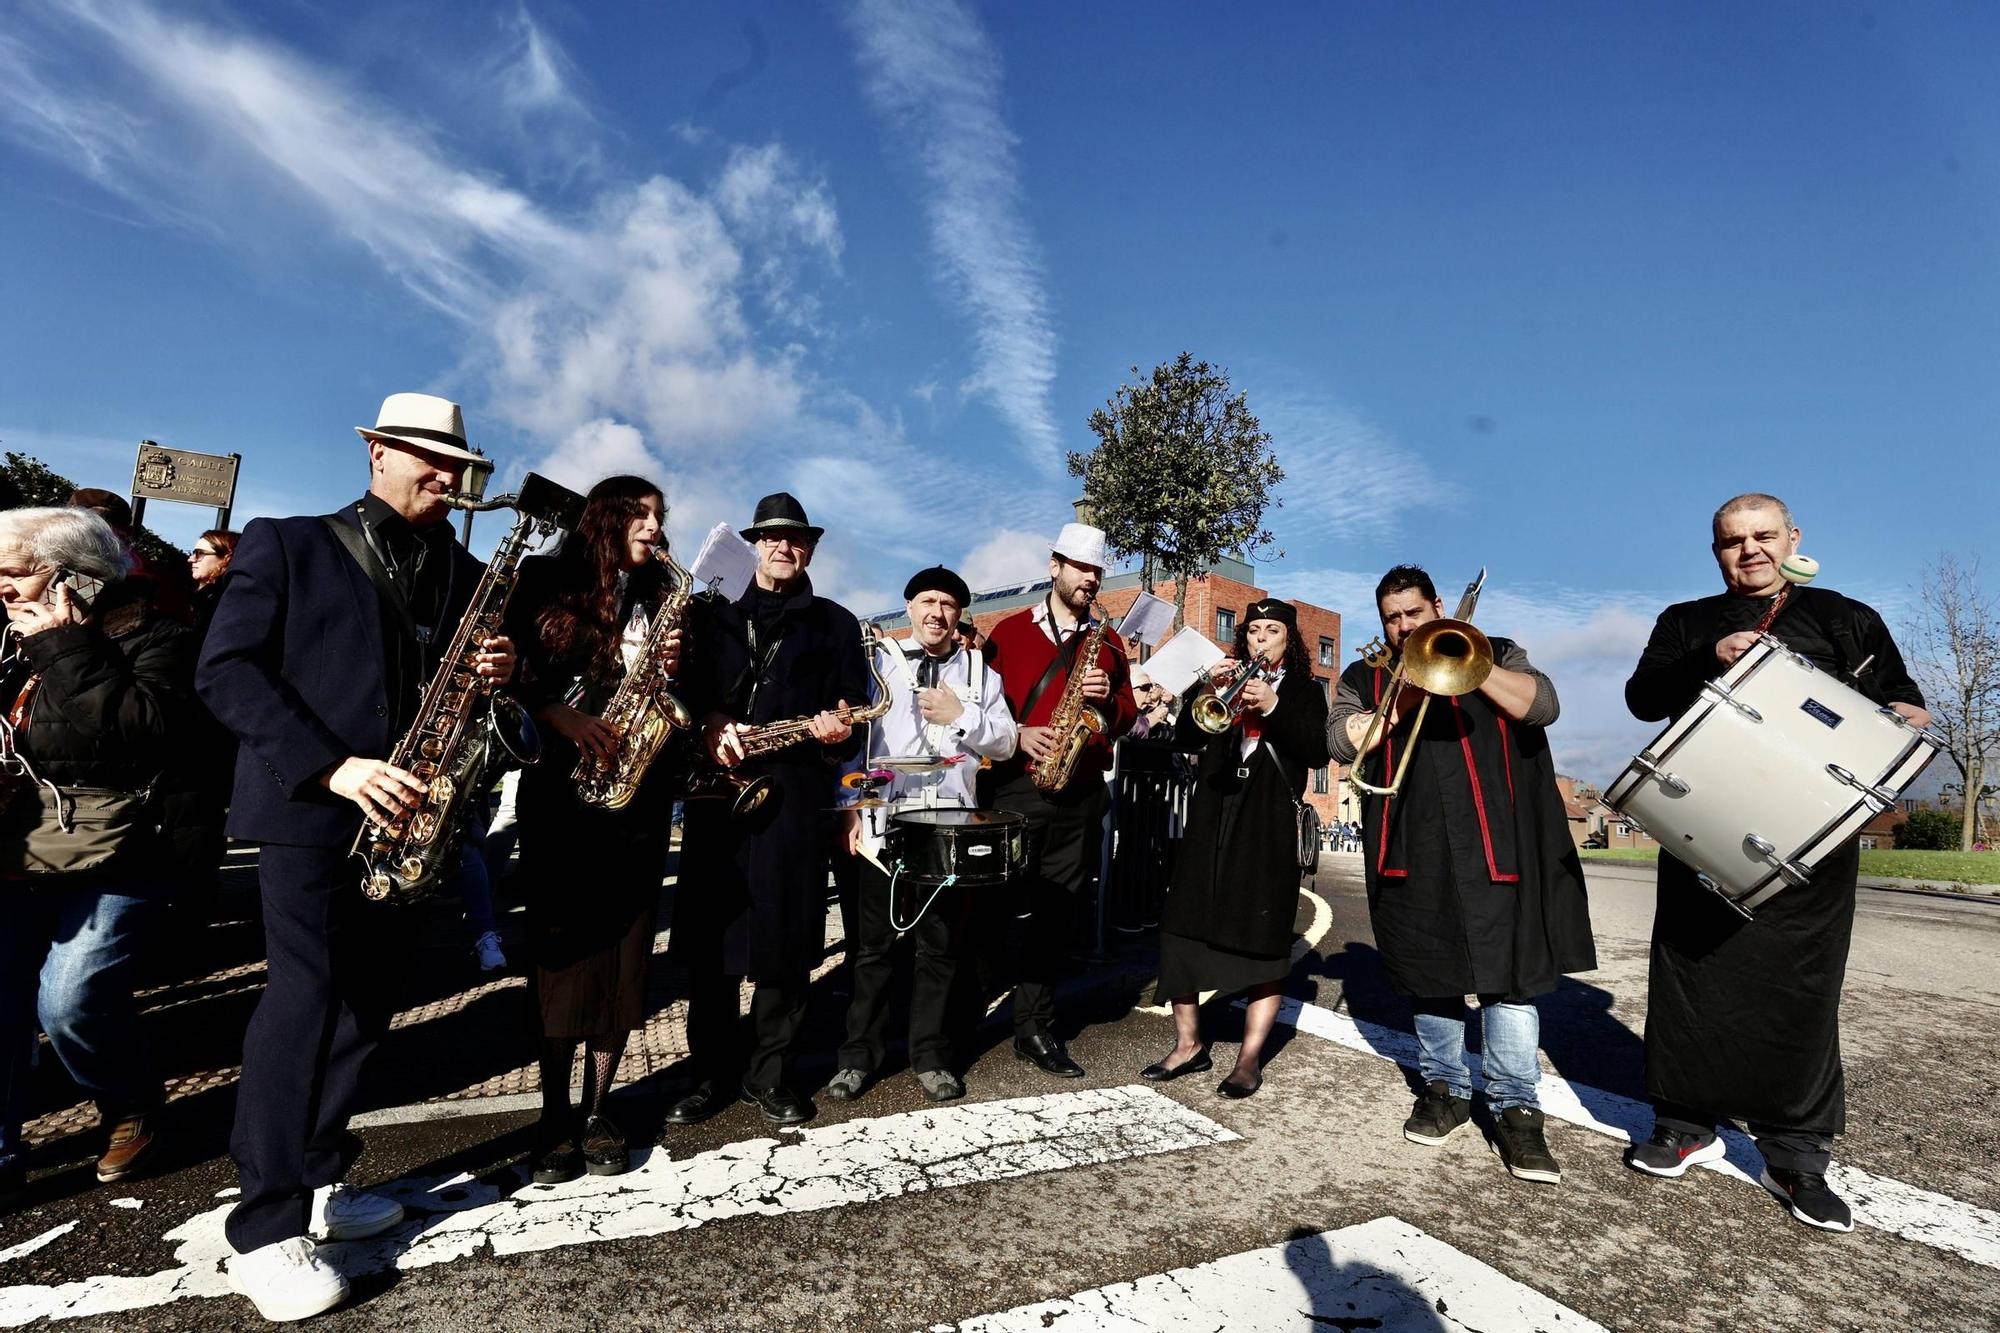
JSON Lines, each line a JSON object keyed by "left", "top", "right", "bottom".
{"left": 574, "top": 546, "right": 700, "bottom": 810}
{"left": 355, "top": 473, "right": 585, "bottom": 903}
{"left": 1029, "top": 602, "right": 1117, "bottom": 792}
{"left": 683, "top": 626, "right": 894, "bottom": 816}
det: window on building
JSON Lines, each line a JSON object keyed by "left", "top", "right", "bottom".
{"left": 1616, "top": 822, "right": 1632, "bottom": 838}
{"left": 1319, "top": 636, "right": 1335, "bottom": 667}
{"left": 1858, "top": 836, "right": 1877, "bottom": 851}
{"left": 1317, "top": 675, "right": 1330, "bottom": 699}
{"left": 1216, "top": 608, "right": 1235, "bottom": 640}
{"left": 1313, "top": 767, "right": 1329, "bottom": 795}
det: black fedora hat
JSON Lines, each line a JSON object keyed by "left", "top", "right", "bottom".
{"left": 741, "top": 492, "right": 824, "bottom": 542}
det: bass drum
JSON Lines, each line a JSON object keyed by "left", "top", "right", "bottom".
{"left": 1604, "top": 635, "right": 1939, "bottom": 917}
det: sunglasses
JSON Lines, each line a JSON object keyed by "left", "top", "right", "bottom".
{"left": 190, "top": 547, "right": 221, "bottom": 559}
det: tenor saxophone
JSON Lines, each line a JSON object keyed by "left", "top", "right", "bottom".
{"left": 1028, "top": 603, "right": 1116, "bottom": 792}
{"left": 355, "top": 473, "right": 585, "bottom": 903}
{"left": 574, "top": 546, "right": 699, "bottom": 810}
{"left": 682, "top": 626, "right": 893, "bottom": 816}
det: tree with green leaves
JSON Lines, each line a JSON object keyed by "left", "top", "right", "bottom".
{"left": 1067, "top": 353, "right": 1283, "bottom": 638}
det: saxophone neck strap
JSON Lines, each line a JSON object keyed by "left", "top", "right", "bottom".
{"left": 1020, "top": 621, "right": 1092, "bottom": 722}
{"left": 325, "top": 512, "right": 430, "bottom": 645}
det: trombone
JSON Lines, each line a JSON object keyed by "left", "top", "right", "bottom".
{"left": 1190, "top": 652, "right": 1280, "bottom": 734}
{"left": 1348, "top": 568, "right": 1494, "bottom": 799}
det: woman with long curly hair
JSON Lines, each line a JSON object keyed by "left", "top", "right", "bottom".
{"left": 503, "top": 475, "right": 682, "bottom": 1183}
{"left": 1141, "top": 598, "right": 1328, "bottom": 1098}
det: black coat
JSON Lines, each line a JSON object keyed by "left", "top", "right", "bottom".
{"left": 197, "top": 508, "right": 485, "bottom": 847}
{"left": 668, "top": 574, "right": 870, "bottom": 981}
{"left": 7, "top": 581, "right": 192, "bottom": 792}
{"left": 1627, "top": 586, "right": 1923, "bottom": 1131}
{"left": 1346, "top": 640, "right": 1595, "bottom": 1000}
{"left": 1159, "top": 667, "right": 1329, "bottom": 958}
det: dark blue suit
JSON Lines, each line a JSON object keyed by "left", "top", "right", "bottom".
{"left": 197, "top": 505, "right": 482, "bottom": 1251}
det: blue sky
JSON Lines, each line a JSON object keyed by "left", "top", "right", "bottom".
{"left": 3, "top": 0, "right": 1994, "bottom": 782}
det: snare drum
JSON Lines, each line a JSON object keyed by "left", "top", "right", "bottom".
{"left": 884, "top": 807, "right": 1027, "bottom": 931}
{"left": 1604, "top": 636, "right": 1939, "bottom": 917}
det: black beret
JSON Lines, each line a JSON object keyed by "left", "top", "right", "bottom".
{"left": 1243, "top": 597, "right": 1298, "bottom": 628}
{"left": 904, "top": 565, "right": 971, "bottom": 608}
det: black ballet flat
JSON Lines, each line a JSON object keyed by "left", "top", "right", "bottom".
{"left": 1216, "top": 1073, "right": 1263, "bottom": 1100}
{"left": 1139, "top": 1049, "right": 1213, "bottom": 1082}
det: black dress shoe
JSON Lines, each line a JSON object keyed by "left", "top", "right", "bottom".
{"left": 740, "top": 1083, "right": 813, "bottom": 1125}
{"left": 580, "top": 1114, "right": 629, "bottom": 1176}
{"left": 664, "top": 1081, "right": 730, "bottom": 1126}
{"left": 1140, "top": 1048, "right": 1213, "bottom": 1082}
{"left": 531, "top": 1134, "right": 583, "bottom": 1185}
{"left": 1216, "top": 1073, "right": 1263, "bottom": 1100}
{"left": 1013, "top": 1033, "right": 1085, "bottom": 1078}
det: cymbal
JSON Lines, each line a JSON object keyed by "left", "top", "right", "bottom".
{"left": 832, "top": 798, "right": 893, "bottom": 810}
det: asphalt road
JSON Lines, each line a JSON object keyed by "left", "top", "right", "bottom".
{"left": 2, "top": 856, "right": 1995, "bottom": 1332}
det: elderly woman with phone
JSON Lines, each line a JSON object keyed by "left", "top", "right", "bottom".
{"left": 0, "top": 507, "right": 191, "bottom": 1206}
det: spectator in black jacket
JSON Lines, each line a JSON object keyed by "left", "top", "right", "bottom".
{"left": 0, "top": 507, "right": 192, "bottom": 1205}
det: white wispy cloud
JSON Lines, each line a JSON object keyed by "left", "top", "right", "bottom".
{"left": 844, "top": 0, "right": 1062, "bottom": 470}
{"left": 1262, "top": 395, "right": 1459, "bottom": 544}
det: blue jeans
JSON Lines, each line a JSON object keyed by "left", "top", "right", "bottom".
{"left": 0, "top": 885, "right": 161, "bottom": 1171}
{"left": 1412, "top": 996, "right": 1541, "bottom": 1112}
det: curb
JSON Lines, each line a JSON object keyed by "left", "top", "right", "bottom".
{"left": 1579, "top": 858, "right": 2000, "bottom": 905}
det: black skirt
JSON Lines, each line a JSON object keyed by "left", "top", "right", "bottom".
{"left": 1155, "top": 929, "right": 1287, "bottom": 1000}
{"left": 517, "top": 766, "right": 671, "bottom": 1039}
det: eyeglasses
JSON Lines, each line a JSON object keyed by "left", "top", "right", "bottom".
{"left": 190, "top": 547, "right": 220, "bottom": 559}
{"left": 754, "top": 534, "right": 810, "bottom": 549}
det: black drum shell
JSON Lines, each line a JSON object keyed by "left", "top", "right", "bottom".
{"left": 887, "top": 807, "right": 1025, "bottom": 886}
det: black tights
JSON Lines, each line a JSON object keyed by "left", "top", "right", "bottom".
{"left": 540, "top": 1034, "right": 627, "bottom": 1124}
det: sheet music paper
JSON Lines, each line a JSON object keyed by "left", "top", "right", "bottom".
{"left": 1144, "top": 626, "right": 1227, "bottom": 696}
{"left": 689, "top": 523, "right": 758, "bottom": 601}
{"left": 1117, "top": 592, "right": 1177, "bottom": 649}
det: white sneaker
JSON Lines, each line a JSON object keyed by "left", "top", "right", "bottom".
{"left": 308, "top": 1182, "right": 405, "bottom": 1242}
{"left": 473, "top": 930, "right": 508, "bottom": 973}
{"left": 227, "top": 1236, "right": 349, "bottom": 1322}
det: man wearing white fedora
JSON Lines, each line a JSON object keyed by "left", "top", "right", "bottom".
{"left": 978, "top": 522, "right": 1137, "bottom": 1077}
{"left": 197, "top": 392, "right": 516, "bottom": 1322}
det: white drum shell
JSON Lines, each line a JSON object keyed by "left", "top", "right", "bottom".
{"left": 1605, "top": 637, "right": 1937, "bottom": 913}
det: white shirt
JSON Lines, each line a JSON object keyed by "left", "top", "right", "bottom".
{"left": 841, "top": 638, "right": 1018, "bottom": 852}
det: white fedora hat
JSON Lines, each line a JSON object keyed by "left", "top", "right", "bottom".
{"left": 355, "top": 392, "right": 484, "bottom": 465}
{"left": 1051, "top": 521, "right": 1108, "bottom": 570}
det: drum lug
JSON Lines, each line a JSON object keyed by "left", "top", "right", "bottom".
{"left": 1697, "top": 872, "right": 1756, "bottom": 921}
{"left": 1744, "top": 834, "right": 1810, "bottom": 887}
{"left": 1825, "top": 763, "right": 1895, "bottom": 811}
{"left": 1632, "top": 754, "right": 1689, "bottom": 796}
{"left": 1700, "top": 681, "right": 1763, "bottom": 724}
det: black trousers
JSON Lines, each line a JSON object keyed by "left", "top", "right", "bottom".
{"left": 684, "top": 967, "right": 811, "bottom": 1092}
{"left": 1653, "top": 1100, "right": 1832, "bottom": 1174}
{"left": 226, "top": 842, "right": 398, "bottom": 1253}
{"left": 989, "top": 775, "right": 1106, "bottom": 1039}
{"left": 839, "top": 856, "right": 967, "bottom": 1075}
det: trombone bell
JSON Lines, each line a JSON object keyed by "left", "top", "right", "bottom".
{"left": 1400, "top": 619, "right": 1494, "bottom": 698}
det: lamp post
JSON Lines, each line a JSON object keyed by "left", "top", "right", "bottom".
{"left": 459, "top": 450, "right": 494, "bottom": 546}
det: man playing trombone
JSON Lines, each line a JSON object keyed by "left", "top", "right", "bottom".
{"left": 1326, "top": 565, "right": 1593, "bottom": 1184}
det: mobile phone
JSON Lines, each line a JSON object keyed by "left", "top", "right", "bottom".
{"left": 42, "top": 569, "right": 103, "bottom": 610}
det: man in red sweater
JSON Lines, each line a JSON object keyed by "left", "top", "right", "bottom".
{"left": 982, "top": 522, "right": 1138, "bottom": 1077}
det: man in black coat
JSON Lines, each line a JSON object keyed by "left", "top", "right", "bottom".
{"left": 1622, "top": 492, "right": 1928, "bottom": 1233}
{"left": 196, "top": 394, "right": 515, "bottom": 1322}
{"left": 664, "top": 493, "right": 870, "bottom": 1128}
{"left": 1329, "top": 565, "right": 1594, "bottom": 1184}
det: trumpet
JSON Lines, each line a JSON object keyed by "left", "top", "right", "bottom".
{"left": 1348, "top": 568, "right": 1494, "bottom": 800}
{"left": 1190, "top": 653, "right": 1281, "bottom": 734}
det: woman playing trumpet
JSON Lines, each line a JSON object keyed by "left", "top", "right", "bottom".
{"left": 504, "top": 476, "right": 683, "bottom": 1183}
{"left": 1144, "top": 598, "right": 1328, "bottom": 1097}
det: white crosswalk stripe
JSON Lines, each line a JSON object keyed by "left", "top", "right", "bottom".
{"left": 0, "top": 1087, "right": 1236, "bottom": 1328}
{"left": 932, "top": 1214, "right": 1609, "bottom": 1332}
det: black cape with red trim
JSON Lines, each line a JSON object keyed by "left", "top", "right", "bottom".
{"left": 1345, "top": 642, "right": 1595, "bottom": 1000}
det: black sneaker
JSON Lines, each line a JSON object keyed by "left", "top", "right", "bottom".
{"left": 580, "top": 1115, "right": 629, "bottom": 1177}
{"left": 1626, "top": 1126, "right": 1726, "bottom": 1178}
{"left": 1402, "top": 1081, "right": 1472, "bottom": 1146}
{"left": 1760, "top": 1166, "right": 1854, "bottom": 1232}
{"left": 1493, "top": 1106, "right": 1562, "bottom": 1183}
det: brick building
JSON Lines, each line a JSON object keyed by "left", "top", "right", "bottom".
{"left": 867, "top": 552, "right": 1347, "bottom": 829}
